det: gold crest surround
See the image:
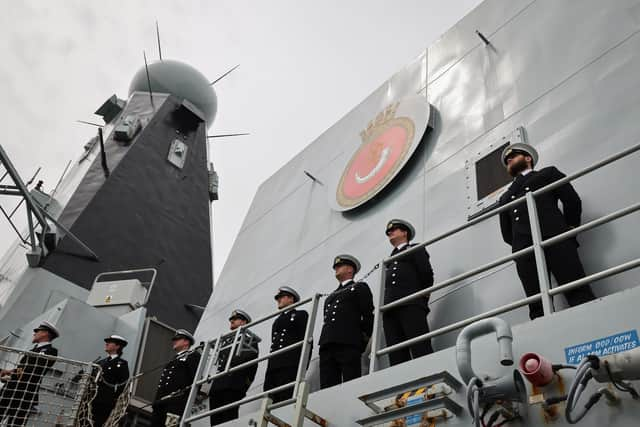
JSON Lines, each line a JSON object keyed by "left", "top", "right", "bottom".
{"left": 336, "top": 103, "right": 416, "bottom": 208}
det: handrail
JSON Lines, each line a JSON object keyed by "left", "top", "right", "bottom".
{"left": 549, "top": 257, "right": 640, "bottom": 296}
{"left": 381, "top": 200, "right": 640, "bottom": 311}
{"left": 238, "top": 295, "right": 314, "bottom": 330}
{"left": 381, "top": 246, "right": 535, "bottom": 311}
{"left": 0, "top": 344, "right": 101, "bottom": 369}
{"left": 377, "top": 255, "right": 640, "bottom": 357}
{"left": 185, "top": 381, "right": 296, "bottom": 423}
{"left": 180, "top": 141, "right": 640, "bottom": 423}
{"left": 180, "top": 294, "right": 321, "bottom": 425}
{"left": 370, "top": 141, "right": 640, "bottom": 371}
{"left": 382, "top": 140, "right": 640, "bottom": 266}
{"left": 92, "top": 267, "right": 158, "bottom": 306}
{"left": 195, "top": 341, "right": 304, "bottom": 386}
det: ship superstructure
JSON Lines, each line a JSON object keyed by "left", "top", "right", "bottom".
{"left": 190, "top": 0, "right": 640, "bottom": 425}
{"left": 0, "top": 59, "right": 218, "bottom": 423}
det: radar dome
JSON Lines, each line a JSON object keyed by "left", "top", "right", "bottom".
{"left": 128, "top": 59, "right": 217, "bottom": 125}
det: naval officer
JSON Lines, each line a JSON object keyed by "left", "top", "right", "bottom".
{"left": 0, "top": 321, "right": 59, "bottom": 427}
{"left": 498, "top": 143, "right": 596, "bottom": 320}
{"left": 92, "top": 335, "right": 130, "bottom": 426}
{"left": 383, "top": 219, "right": 435, "bottom": 366}
{"left": 151, "top": 329, "right": 200, "bottom": 427}
{"left": 263, "top": 286, "right": 310, "bottom": 403}
{"left": 209, "top": 309, "right": 259, "bottom": 426}
{"left": 319, "top": 255, "right": 374, "bottom": 389}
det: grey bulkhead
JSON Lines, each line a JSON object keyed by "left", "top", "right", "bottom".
{"left": 196, "top": 0, "right": 640, "bottom": 417}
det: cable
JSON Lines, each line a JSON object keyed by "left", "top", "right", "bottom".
{"left": 604, "top": 360, "right": 639, "bottom": 398}
{"left": 480, "top": 403, "right": 493, "bottom": 427}
{"left": 485, "top": 411, "right": 501, "bottom": 427}
{"left": 493, "top": 415, "right": 521, "bottom": 427}
{"left": 466, "top": 377, "right": 483, "bottom": 427}
{"left": 565, "top": 356, "right": 599, "bottom": 423}
{"left": 552, "top": 363, "right": 577, "bottom": 371}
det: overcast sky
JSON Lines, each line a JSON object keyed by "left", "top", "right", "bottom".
{"left": 0, "top": 0, "right": 481, "bottom": 281}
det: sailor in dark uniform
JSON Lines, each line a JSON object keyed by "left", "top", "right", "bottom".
{"left": 263, "top": 286, "right": 310, "bottom": 403}
{"left": 319, "top": 255, "right": 374, "bottom": 389}
{"left": 0, "top": 321, "right": 59, "bottom": 426}
{"left": 151, "top": 329, "right": 200, "bottom": 427}
{"left": 209, "top": 309, "right": 259, "bottom": 426}
{"left": 92, "top": 335, "right": 130, "bottom": 426}
{"left": 498, "top": 143, "right": 596, "bottom": 320}
{"left": 383, "top": 219, "right": 435, "bottom": 366}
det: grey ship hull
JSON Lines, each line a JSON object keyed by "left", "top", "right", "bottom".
{"left": 195, "top": 0, "right": 640, "bottom": 425}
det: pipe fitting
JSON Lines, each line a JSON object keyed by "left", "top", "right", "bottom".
{"left": 456, "top": 317, "right": 514, "bottom": 384}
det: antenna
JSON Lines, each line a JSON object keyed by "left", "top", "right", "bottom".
{"left": 98, "top": 128, "right": 110, "bottom": 178}
{"left": 143, "top": 50, "right": 156, "bottom": 111}
{"left": 304, "top": 170, "right": 324, "bottom": 185}
{"left": 209, "top": 64, "right": 240, "bottom": 86}
{"left": 156, "top": 21, "right": 163, "bottom": 61}
{"left": 206, "top": 133, "right": 250, "bottom": 139}
{"left": 76, "top": 120, "right": 103, "bottom": 127}
{"left": 48, "top": 160, "right": 72, "bottom": 201}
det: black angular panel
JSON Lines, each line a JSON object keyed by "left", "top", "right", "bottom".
{"left": 43, "top": 95, "right": 212, "bottom": 330}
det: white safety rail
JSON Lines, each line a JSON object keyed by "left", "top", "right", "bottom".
{"left": 0, "top": 345, "right": 100, "bottom": 426}
{"left": 181, "top": 142, "right": 640, "bottom": 425}
{"left": 91, "top": 267, "right": 158, "bottom": 306}
{"left": 180, "top": 294, "right": 321, "bottom": 426}
{"left": 368, "top": 141, "right": 640, "bottom": 372}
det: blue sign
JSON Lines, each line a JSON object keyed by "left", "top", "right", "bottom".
{"left": 564, "top": 330, "right": 639, "bottom": 364}
{"left": 405, "top": 394, "right": 424, "bottom": 425}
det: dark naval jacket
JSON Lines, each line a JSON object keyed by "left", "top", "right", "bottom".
{"left": 211, "top": 334, "right": 259, "bottom": 393}
{"left": 319, "top": 280, "right": 374, "bottom": 351}
{"left": 155, "top": 349, "right": 201, "bottom": 401}
{"left": 499, "top": 167, "right": 581, "bottom": 251}
{"left": 0, "top": 343, "right": 57, "bottom": 405}
{"left": 94, "top": 355, "right": 130, "bottom": 407}
{"left": 384, "top": 244, "right": 434, "bottom": 310}
{"left": 266, "top": 309, "right": 309, "bottom": 371}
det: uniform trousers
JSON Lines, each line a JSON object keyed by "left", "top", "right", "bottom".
{"left": 319, "top": 344, "right": 361, "bottom": 389}
{"left": 264, "top": 367, "right": 296, "bottom": 403}
{"left": 91, "top": 402, "right": 114, "bottom": 427}
{"left": 515, "top": 239, "right": 596, "bottom": 319}
{"left": 209, "top": 389, "right": 246, "bottom": 425}
{"left": 151, "top": 397, "right": 187, "bottom": 427}
{"left": 383, "top": 305, "right": 433, "bottom": 366}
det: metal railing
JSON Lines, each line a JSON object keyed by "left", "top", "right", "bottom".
{"left": 92, "top": 267, "right": 158, "bottom": 306}
{"left": 180, "top": 141, "right": 640, "bottom": 424}
{"left": 369, "top": 141, "right": 640, "bottom": 372}
{"left": 0, "top": 345, "right": 101, "bottom": 426}
{"left": 180, "top": 293, "right": 321, "bottom": 426}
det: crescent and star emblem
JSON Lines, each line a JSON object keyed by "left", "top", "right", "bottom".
{"left": 333, "top": 97, "right": 431, "bottom": 211}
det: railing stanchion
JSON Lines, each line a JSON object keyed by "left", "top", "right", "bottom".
{"left": 369, "top": 258, "right": 387, "bottom": 373}
{"left": 293, "top": 381, "right": 310, "bottom": 426}
{"left": 224, "top": 327, "right": 242, "bottom": 373}
{"left": 258, "top": 396, "right": 273, "bottom": 427}
{"left": 292, "top": 293, "right": 321, "bottom": 398}
{"left": 180, "top": 339, "right": 213, "bottom": 427}
{"left": 525, "top": 191, "right": 554, "bottom": 317}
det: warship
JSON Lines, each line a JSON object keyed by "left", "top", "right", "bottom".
{"left": 186, "top": 0, "right": 640, "bottom": 426}
{"left": 2, "top": 0, "right": 640, "bottom": 426}
{"left": 0, "top": 57, "right": 218, "bottom": 424}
